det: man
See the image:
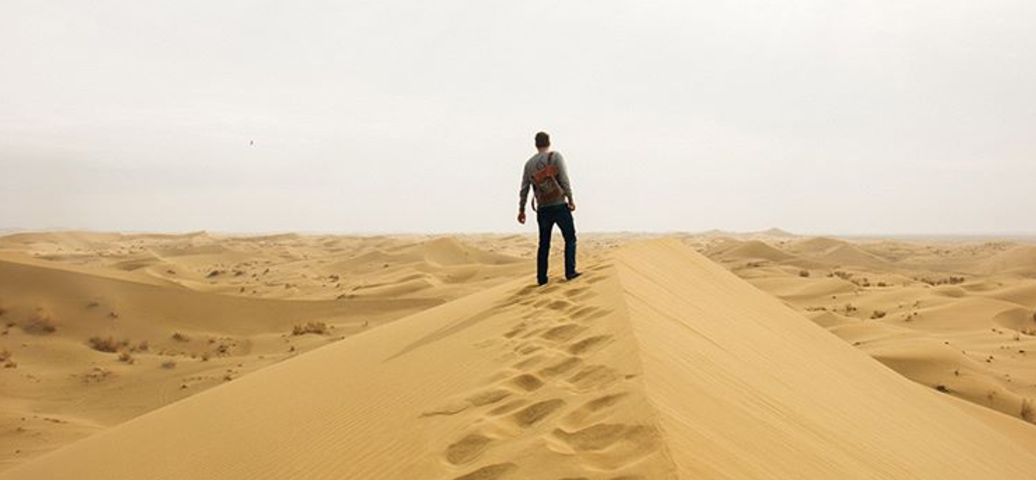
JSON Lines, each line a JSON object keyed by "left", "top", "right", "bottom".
{"left": 518, "top": 131, "right": 580, "bottom": 286}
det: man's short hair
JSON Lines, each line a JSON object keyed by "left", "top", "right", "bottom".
{"left": 535, "top": 131, "right": 550, "bottom": 148}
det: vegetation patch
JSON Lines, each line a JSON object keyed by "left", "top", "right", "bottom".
{"left": 292, "top": 321, "right": 330, "bottom": 336}
{"left": 88, "top": 336, "right": 130, "bottom": 353}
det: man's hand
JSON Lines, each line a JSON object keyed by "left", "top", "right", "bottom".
{"left": 568, "top": 201, "right": 576, "bottom": 212}
{"left": 517, "top": 211, "right": 526, "bottom": 224}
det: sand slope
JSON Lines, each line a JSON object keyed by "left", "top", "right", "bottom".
{"left": 3, "top": 239, "right": 1035, "bottom": 479}
{"left": 0, "top": 233, "right": 531, "bottom": 470}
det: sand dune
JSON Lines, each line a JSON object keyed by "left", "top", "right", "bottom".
{"left": 703, "top": 234, "right": 1036, "bottom": 432}
{"left": 0, "top": 233, "right": 529, "bottom": 470}
{"left": 3, "top": 239, "right": 1035, "bottom": 479}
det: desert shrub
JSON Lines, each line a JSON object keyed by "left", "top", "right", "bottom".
{"left": 935, "top": 385, "right": 951, "bottom": 393}
{"left": 871, "top": 310, "right": 887, "bottom": 319}
{"left": 292, "top": 321, "right": 329, "bottom": 336}
{"left": 117, "top": 351, "right": 134, "bottom": 364}
{"left": 798, "top": 269, "right": 810, "bottom": 278}
{"left": 200, "top": 352, "right": 211, "bottom": 362}
{"left": 22, "top": 311, "right": 57, "bottom": 335}
{"left": 87, "top": 336, "right": 129, "bottom": 353}
{"left": 129, "top": 340, "right": 149, "bottom": 353}
{"left": 1022, "top": 398, "right": 1035, "bottom": 423}
{"left": 831, "top": 271, "right": 853, "bottom": 281}
{"left": 81, "top": 367, "right": 113, "bottom": 383}
{"left": 160, "top": 360, "right": 177, "bottom": 369}
{"left": 171, "top": 332, "right": 190, "bottom": 342}
{"left": 916, "top": 276, "right": 965, "bottom": 286}
{"left": 843, "top": 303, "right": 858, "bottom": 314}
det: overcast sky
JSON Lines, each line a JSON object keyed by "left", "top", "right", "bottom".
{"left": 2, "top": 1, "right": 1034, "bottom": 235}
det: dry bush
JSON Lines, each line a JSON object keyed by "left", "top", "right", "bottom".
{"left": 871, "top": 310, "right": 887, "bottom": 319}
{"left": 22, "top": 310, "right": 57, "bottom": 335}
{"left": 1022, "top": 398, "right": 1035, "bottom": 423}
{"left": 171, "top": 332, "right": 190, "bottom": 342}
{"left": 160, "top": 360, "right": 177, "bottom": 369}
{"left": 830, "top": 271, "right": 853, "bottom": 281}
{"left": 843, "top": 303, "right": 858, "bottom": 315}
{"left": 0, "top": 348, "right": 9, "bottom": 362}
{"left": 87, "top": 336, "right": 129, "bottom": 353}
{"left": 798, "top": 269, "right": 810, "bottom": 278}
{"left": 292, "top": 321, "right": 329, "bottom": 336}
{"left": 916, "top": 276, "right": 966, "bottom": 286}
{"left": 129, "top": 340, "right": 149, "bottom": 353}
{"left": 117, "top": 351, "right": 134, "bottom": 364}
{"left": 81, "top": 367, "right": 113, "bottom": 383}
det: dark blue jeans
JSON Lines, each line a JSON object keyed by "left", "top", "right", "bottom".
{"left": 536, "top": 204, "right": 577, "bottom": 285}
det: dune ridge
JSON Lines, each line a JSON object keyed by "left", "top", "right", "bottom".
{"left": 3, "top": 239, "right": 1035, "bottom": 479}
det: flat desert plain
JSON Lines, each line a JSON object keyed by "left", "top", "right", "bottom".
{"left": 0, "top": 231, "right": 1035, "bottom": 479}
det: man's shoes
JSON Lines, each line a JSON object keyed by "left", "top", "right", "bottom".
{"left": 537, "top": 279, "right": 549, "bottom": 286}
{"left": 565, "top": 272, "right": 582, "bottom": 281}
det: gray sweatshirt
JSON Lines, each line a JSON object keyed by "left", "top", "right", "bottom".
{"left": 519, "top": 151, "right": 573, "bottom": 212}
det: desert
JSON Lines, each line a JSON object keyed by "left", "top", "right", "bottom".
{"left": 1, "top": 231, "right": 1035, "bottom": 479}
{"left": 4, "top": 1, "right": 1035, "bottom": 478}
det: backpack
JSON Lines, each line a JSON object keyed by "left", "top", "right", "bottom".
{"left": 531, "top": 152, "right": 565, "bottom": 210}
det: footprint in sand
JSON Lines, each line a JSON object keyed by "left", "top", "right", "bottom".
{"left": 537, "top": 356, "right": 583, "bottom": 378}
{"left": 508, "top": 373, "right": 544, "bottom": 391}
{"left": 467, "top": 388, "right": 512, "bottom": 407}
{"left": 541, "top": 324, "right": 586, "bottom": 342}
{"left": 571, "top": 306, "right": 611, "bottom": 322}
{"left": 515, "top": 343, "right": 543, "bottom": 355}
{"left": 551, "top": 424, "right": 660, "bottom": 470}
{"left": 562, "top": 286, "right": 592, "bottom": 298}
{"left": 510, "top": 399, "right": 566, "bottom": 428}
{"left": 520, "top": 327, "right": 548, "bottom": 339}
{"left": 566, "top": 365, "right": 622, "bottom": 391}
{"left": 546, "top": 299, "right": 576, "bottom": 312}
{"left": 502, "top": 323, "right": 528, "bottom": 339}
{"left": 489, "top": 398, "right": 529, "bottom": 416}
{"left": 512, "top": 354, "right": 547, "bottom": 369}
{"left": 446, "top": 433, "right": 494, "bottom": 465}
{"left": 561, "top": 393, "right": 628, "bottom": 427}
{"left": 567, "top": 335, "right": 612, "bottom": 355}
{"left": 452, "top": 462, "right": 518, "bottom": 480}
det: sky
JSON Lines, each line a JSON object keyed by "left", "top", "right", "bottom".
{"left": 1, "top": 0, "right": 1034, "bottom": 235}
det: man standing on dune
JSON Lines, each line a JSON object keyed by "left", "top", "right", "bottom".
{"left": 518, "top": 131, "right": 580, "bottom": 286}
